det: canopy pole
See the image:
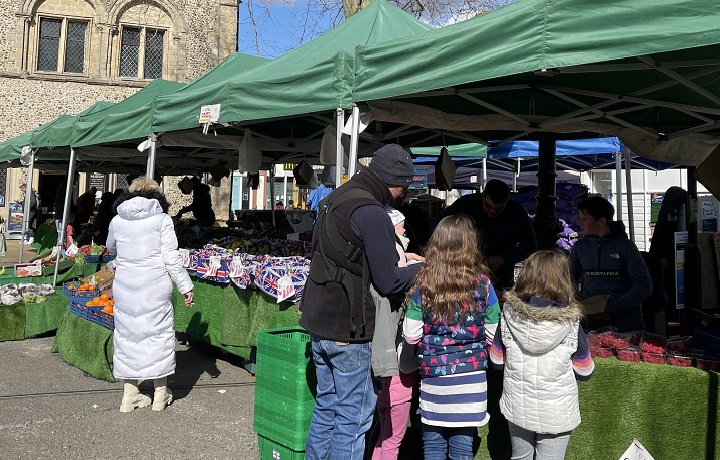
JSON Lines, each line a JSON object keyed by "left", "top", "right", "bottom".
{"left": 335, "top": 108, "right": 345, "bottom": 187}
{"left": 533, "top": 138, "right": 562, "bottom": 250}
{"left": 347, "top": 104, "right": 360, "bottom": 178}
{"left": 513, "top": 158, "right": 520, "bottom": 192}
{"left": 624, "top": 147, "right": 635, "bottom": 241}
{"left": 19, "top": 150, "right": 36, "bottom": 263}
{"left": 53, "top": 149, "right": 77, "bottom": 286}
{"left": 482, "top": 158, "right": 487, "bottom": 191}
{"left": 269, "top": 167, "right": 276, "bottom": 229}
{"left": 614, "top": 153, "right": 623, "bottom": 220}
{"left": 146, "top": 133, "right": 157, "bottom": 180}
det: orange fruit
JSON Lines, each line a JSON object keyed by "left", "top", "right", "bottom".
{"left": 86, "top": 299, "right": 96, "bottom": 306}
{"left": 88, "top": 285, "right": 96, "bottom": 291}
{"left": 100, "top": 293, "right": 110, "bottom": 301}
{"left": 101, "top": 304, "right": 114, "bottom": 314}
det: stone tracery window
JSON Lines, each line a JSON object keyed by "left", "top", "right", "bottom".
{"left": 36, "top": 16, "right": 88, "bottom": 74}
{"left": 119, "top": 26, "right": 165, "bottom": 79}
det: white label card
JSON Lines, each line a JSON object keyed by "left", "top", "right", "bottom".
{"left": 207, "top": 255, "right": 221, "bottom": 276}
{"left": 619, "top": 439, "right": 655, "bottom": 460}
{"left": 65, "top": 243, "right": 78, "bottom": 256}
{"left": 276, "top": 274, "right": 295, "bottom": 303}
{"left": 229, "top": 257, "right": 245, "bottom": 278}
{"left": 179, "top": 249, "right": 190, "bottom": 267}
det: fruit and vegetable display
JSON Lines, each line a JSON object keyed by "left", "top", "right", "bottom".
{"left": 0, "top": 282, "right": 55, "bottom": 305}
{"left": 587, "top": 327, "right": 718, "bottom": 370}
{"left": 72, "top": 244, "right": 113, "bottom": 263}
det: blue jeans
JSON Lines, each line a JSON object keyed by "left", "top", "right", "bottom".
{"left": 422, "top": 425, "right": 475, "bottom": 460}
{"left": 305, "top": 335, "right": 378, "bottom": 460}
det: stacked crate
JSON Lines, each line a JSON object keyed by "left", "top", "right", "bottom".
{"left": 254, "top": 327, "right": 317, "bottom": 460}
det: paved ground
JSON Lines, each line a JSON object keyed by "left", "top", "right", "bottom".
{"left": 0, "top": 238, "right": 39, "bottom": 268}
{"left": 0, "top": 336, "right": 259, "bottom": 460}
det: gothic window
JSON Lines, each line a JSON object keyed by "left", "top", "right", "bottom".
{"left": 36, "top": 17, "right": 88, "bottom": 74}
{"left": 119, "top": 26, "right": 165, "bottom": 79}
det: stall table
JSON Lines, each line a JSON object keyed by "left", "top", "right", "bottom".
{"left": 0, "top": 290, "right": 74, "bottom": 341}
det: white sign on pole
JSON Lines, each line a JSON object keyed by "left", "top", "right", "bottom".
{"left": 198, "top": 104, "right": 221, "bottom": 124}
{"left": 619, "top": 438, "right": 655, "bottom": 460}
{"left": 674, "top": 231, "right": 688, "bottom": 310}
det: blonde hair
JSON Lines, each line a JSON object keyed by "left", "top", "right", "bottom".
{"left": 128, "top": 177, "right": 160, "bottom": 193}
{"left": 407, "top": 214, "right": 490, "bottom": 320}
{"left": 513, "top": 250, "right": 581, "bottom": 309}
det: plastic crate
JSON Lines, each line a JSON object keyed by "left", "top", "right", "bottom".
{"left": 88, "top": 306, "right": 114, "bottom": 330}
{"left": 83, "top": 255, "right": 102, "bottom": 263}
{"left": 101, "top": 254, "right": 116, "bottom": 263}
{"left": 62, "top": 282, "right": 97, "bottom": 299}
{"left": 69, "top": 300, "right": 91, "bottom": 319}
{"left": 258, "top": 435, "right": 305, "bottom": 460}
{"left": 254, "top": 327, "right": 316, "bottom": 451}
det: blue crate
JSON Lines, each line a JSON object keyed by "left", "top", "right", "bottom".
{"left": 101, "top": 254, "right": 116, "bottom": 263}
{"left": 84, "top": 255, "right": 102, "bottom": 263}
{"left": 62, "top": 281, "right": 99, "bottom": 299}
{"left": 88, "top": 306, "right": 114, "bottom": 330}
{"left": 69, "top": 300, "right": 91, "bottom": 319}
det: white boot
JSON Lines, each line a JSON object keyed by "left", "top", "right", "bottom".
{"left": 119, "top": 379, "right": 151, "bottom": 413}
{"left": 152, "top": 377, "right": 173, "bottom": 412}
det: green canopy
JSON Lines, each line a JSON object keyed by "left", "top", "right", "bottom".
{"left": 151, "top": 0, "right": 432, "bottom": 133}
{"left": 349, "top": 0, "right": 720, "bottom": 167}
{"left": 30, "top": 101, "right": 115, "bottom": 150}
{"left": 0, "top": 118, "right": 63, "bottom": 163}
{"left": 71, "top": 79, "right": 185, "bottom": 148}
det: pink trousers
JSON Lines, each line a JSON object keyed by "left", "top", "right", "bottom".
{"left": 372, "top": 371, "right": 419, "bottom": 460}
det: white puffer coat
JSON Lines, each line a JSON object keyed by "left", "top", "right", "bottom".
{"left": 107, "top": 196, "right": 194, "bottom": 380}
{"left": 498, "top": 292, "right": 584, "bottom": 434}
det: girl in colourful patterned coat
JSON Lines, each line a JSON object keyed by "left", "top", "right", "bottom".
{"left": 489, "top": 250, "right": 594, "bottom": 460}
{"left": 399, "top": 214, "right": 500, "bottom": 460}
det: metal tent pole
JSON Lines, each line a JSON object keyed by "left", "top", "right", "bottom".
{"left": 146, "top": 134, "right": 157, "bottom": 180}
{"left": 335, "top": 108, "right": 345, "bottom": 187}
{"left": 347, "top": 104, "right": 360, "bottom": 178}
{"left": 624, "top": 147, "right": 635, "bottom": 241}
{"left": 19, "top": 151, "right": 35, "bottom": 263}
{"left": 53, "top": 148, "right": 77, "bottom": 285}
{"left": 615, "top": 153, "right": 623, "bottom": 220}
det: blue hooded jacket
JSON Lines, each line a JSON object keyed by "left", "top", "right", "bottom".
{"left": 569, "top": 221, "right": 652, "bottom": 332}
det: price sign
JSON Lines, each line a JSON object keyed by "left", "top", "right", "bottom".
{"left": 179, "top": 249, "right": 190, "bottom": 267}
{"left": 619, "top": 439, "right": 655, "bottom": 460}
{"left": 207, "top": 255, "right": 221, "bottom": 277}
{"left": 65, "top": 243, "right": 79, "bottom": 256}
{"left": 276, "top": 274, "right": 295, "bottom": 303}
{"left": 229, "top": 256, "right": 245, "bottom": 278}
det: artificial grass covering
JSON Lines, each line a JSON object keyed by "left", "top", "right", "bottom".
{"left": 0, "top": 302, "right": 25, "bottom": 341}
{"left": 172, "top": 279, "right": 300, "bottom": 359}
{"left": 0, "top": 291, "right": 67, "bottom": 341}
{"left": 52, "top": 310, "right": 115, "bottom": 382}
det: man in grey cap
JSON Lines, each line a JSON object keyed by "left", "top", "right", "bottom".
{"left": 301, "top": 144, "right": 423, "bottom": 460}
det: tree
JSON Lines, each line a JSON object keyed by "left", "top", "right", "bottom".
{"left": 241, "top": 0, "right": 513, "bottom": 57}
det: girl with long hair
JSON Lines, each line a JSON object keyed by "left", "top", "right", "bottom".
{"left": 399, "top": 214, "right": 500, "bottom": 459}
{"left": 490, "top": 250, "right": 595, "bottom": 460}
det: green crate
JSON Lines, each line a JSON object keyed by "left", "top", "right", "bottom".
{"left": 258, "top": 435, "right": 305, "bottom": 460}
{"left": 255, "top": 327, "right": 317, "bottom": 451}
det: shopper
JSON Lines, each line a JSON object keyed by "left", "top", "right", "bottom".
{"left": 300, "top": 144, "right": 422, "bottom": 460}
{"left": 490, "top": 250, "right": 595, "bottom": 460}
{"left": 569, "top": 196, "right": 652, "bottom": 332}
{"left": 437, "top": 179, "right": 536, "bottom": 291}
{"left": 92, "top": 192, "right": 115, "bottom": 245}
{"left": 107, "top": 178, "right": 194, "bottom": 413}
{"left": 399, "top": 214, "right": 501, "bottom": 460}
{"left": 371, "top": 208, "right": 420, "bottom": 460}
{"left": 75, "top": 186, "right": 97, "bottom": 226}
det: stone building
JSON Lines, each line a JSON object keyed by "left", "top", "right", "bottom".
{"left": 0, "top": 0, "right": 239, "bottom": 224}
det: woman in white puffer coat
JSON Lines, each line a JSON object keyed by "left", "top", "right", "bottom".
{"left": 107, "top": 178, "right": 194, "bottom": 413}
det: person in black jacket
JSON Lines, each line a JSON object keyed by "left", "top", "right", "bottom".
{"left": 437, "top": 179, "right": 537, "bottom": 291}
{"left": 300, "top": 144, "right": 423, "bottom": 460}
{"left": 93, "top": 192, "right": 115, "bottom": 245}
{"left": 175, "top": 176, "right": 216, "bottom": 227}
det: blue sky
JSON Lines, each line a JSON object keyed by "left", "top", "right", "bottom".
{"left": 237, "top": 2, "right": 339, "bottom": 59}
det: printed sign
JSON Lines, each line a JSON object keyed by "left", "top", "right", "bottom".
{"left": 15, "top": 260, "right": 42, "bottom": 278}
{"left": 619, "top": 438, "right": 655, "bottom": 460}
{"left": 199, "top": 104, "right": 221, "bottom": 124}
{"left": 7, "top": 202, "right": 23, "bottom": 233}
{"left": 410, "top": 167, "right": 428, "bottom": 189}
{"left": 65, "top": 243, "right": 79, "bottom": 257}
{"left": 674, "top": 231, "right": 688, "bottom": 310}
{"left": 179, "top": 249, "right": 190, "bottom": 268}
{"left": 276, "top": 274, "right": 296, "bottom": 303}
{"left": 700, "top": 199, "right": 718, "bottom": 232}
